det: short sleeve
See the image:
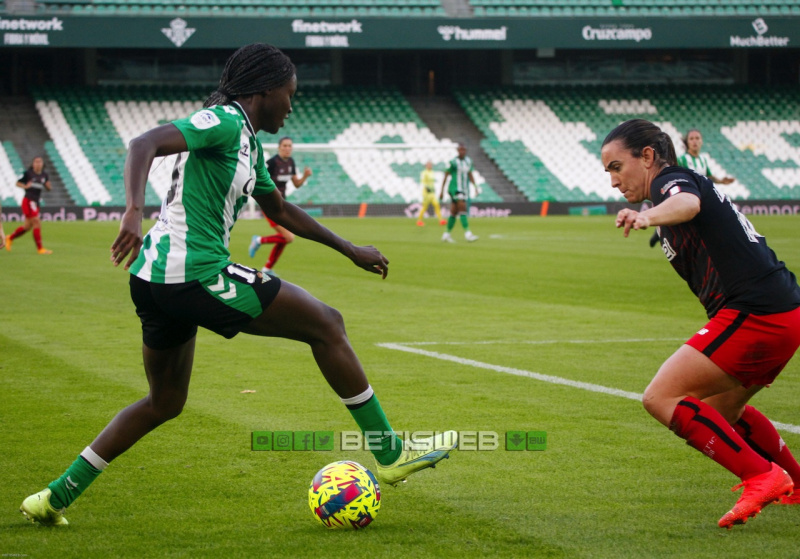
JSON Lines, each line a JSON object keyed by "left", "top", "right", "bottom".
{"left": 172, "top": 106, "right": 240, "bottom": 152}
{"left": 703, "top": 156, "right": 714, "bottom": 178}
{"left": 651, "top": 168, "right": 701, "bottom": 206}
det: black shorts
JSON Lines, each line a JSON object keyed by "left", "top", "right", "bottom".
{"left": 130, "top": 263, "right": 282, "bottom": 350}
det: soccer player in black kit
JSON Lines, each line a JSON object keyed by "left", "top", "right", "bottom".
{"left": 248, "top": 136, "right": 312, "bottom": 274}
{"left": 601, "top": 119, "right": 800, "bottom": 529}
{"left": 6, "top": 156, "right": 53, "bottom": 254}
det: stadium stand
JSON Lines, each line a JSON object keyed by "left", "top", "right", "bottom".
{"left": 0, "top": 141, "right": 25, "bottom": 206}
{"left": 456, "top": 85, "right": 800, "bottom": 201}
{"left": 33, "top": 0, "right": 447, "bottom": 17}
{"left": 10, "top": 84, "right": 800, "bottom": 206}
{"left": 470, "top": 0, "right": 800, "bottom": 17}
{"left": 25, "top": 85, "right": 499, "bottom": 207}
{"left": 22, "top": 0, "right": 800, "bottom": 17}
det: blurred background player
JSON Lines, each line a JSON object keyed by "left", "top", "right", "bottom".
{"left": 5, "top": 156, "right": 52, "bottom": 254}
{"left": 650, "top": 128, "right": 735, "bottom": 247}
{"left": 603, "top": 119, "right": 800, "bottom": 529}
{"left": 416, "top": 160, "right": 445, "bottom": 227}
{"left": 0, "top": 200, "right": 6, "bottom": 250}
{"left": 249, "top": 136, "right": 312, "bottom": 274}
{"left": 439, "top": 143, "right": 479, "bottom": 243}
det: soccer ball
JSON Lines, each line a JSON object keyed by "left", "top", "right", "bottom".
{"left": 308, "top": 460, "right": 381, "bottom": 529}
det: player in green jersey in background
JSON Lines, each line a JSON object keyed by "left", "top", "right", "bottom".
{"left": 439, "top": 143, "right": 479, "bottom": 243}
{"left": 20, "top": 43, "right": 456, "bottom": 527}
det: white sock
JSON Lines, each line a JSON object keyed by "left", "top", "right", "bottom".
{"left": 341, "top": 385, "right": 374, "bottom": 407}
{"left": 80, "top": 446, "right": 109, "bottom": 471}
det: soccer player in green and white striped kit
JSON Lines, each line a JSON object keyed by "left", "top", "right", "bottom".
{"left": 20, "top": 44, "right": 456, "bottom": 527}
{"left": 439, "top": 143, "right": 480, "bottom": 243}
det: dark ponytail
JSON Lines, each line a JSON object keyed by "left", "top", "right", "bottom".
{"left": 204, "top": 43, "right": 295, "bottom": 108}
{"left": 602, "top": 119, "right": 677, "bottom": 167}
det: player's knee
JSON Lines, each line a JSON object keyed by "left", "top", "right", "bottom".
{"left": 149, "top": 392, "right": 187, "bottom": 422}
{"left": 641, "top": 387, "right": 661, "bottom": 418}
{"left": 317, "top": 304, "right": 346, "bottom": 339}
{"left": 284, "top": 232, "right": 295, "bottom": 243}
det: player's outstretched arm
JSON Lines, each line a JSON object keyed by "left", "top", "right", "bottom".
{"left": 616, "top": 192, "right": 700, "bottom": 238}
{"left": 254, "top": 190, "right": 388, "bottom": 279}
{"left": 111, "top": 124, "right": 188, "bottom": 270}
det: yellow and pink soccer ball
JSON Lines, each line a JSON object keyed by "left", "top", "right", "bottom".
{"left": 308, "top": 460, "right": 381, "bottom": 529}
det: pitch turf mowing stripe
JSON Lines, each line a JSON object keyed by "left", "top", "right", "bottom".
{"left": 377, "top": 342, "right": 800, "bottom": 436}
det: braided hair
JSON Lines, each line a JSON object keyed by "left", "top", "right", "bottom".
{"left": 204, "top": 44, "right": 295, "bottom": 108}
{"left": 602, "top": 119, "right": 677, "bottom": 168}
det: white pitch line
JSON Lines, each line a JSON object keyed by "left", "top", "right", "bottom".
{"left": 377, "top": 342, "right": 800, "bottom": 436}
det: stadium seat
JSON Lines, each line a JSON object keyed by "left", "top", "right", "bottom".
{"left": 456, "top": 85, "right": 800, "bottom": 201}
{"left": 30, "top": 85, "right": 501, "bottom": 206}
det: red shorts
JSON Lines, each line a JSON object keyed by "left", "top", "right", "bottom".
{"left": 22, "top": 198, "right": 40, "bottom": 218}
{"left": 686, "top": 307, "right": 800, "bottom": 388}
{"left": 261, "top": 211, "right": 277, "bottom": 229}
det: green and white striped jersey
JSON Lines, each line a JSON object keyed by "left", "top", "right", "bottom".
{"left": 130, "top": 102, "right": 276, "bottom": 284}
{"left": 677, "top": 152, "right": 712, "bottom": 178}
{"left": 445, "top": 156, "right": 474, "bottom": 197}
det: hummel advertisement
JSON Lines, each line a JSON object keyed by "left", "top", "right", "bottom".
{"left": 0, "top": 15, "right": 796, "bottom": 49}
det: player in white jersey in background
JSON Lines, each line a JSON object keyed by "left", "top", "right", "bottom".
{"left": 20, "top": 43, "right": 456, "bottom": 527}
{"left": 439, "top": 143, "right": 479, "bottom": 243}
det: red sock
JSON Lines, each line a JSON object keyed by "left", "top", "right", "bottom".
{"left": 265, "top": 242, "right": 286, "bottom": 269}
{"left": 9, "top": 226, "right": 26, "bottom": 241}
{"left": 670, "top": 397, "right": 771, "bottom": 480}
{"left": 734, "top": 405, "right": 800, "bottom": 485}
{"left": 260, "top": 234, "right": 285, "bottom": 244}
{"left": 33, "top": 227, "right": 43, "bottom": 249}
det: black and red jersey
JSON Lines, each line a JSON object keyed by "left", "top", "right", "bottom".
{"left": 266, "top": 155, "right": 296, "bottom": 198}
{"left": 17, "top": 168, "right": 49, "bottom": 203}
{"left": 651, "top": 166, "right": 800, "bottom": 318}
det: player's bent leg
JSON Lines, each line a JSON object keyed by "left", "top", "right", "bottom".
{"left": 242, "top": 281, "right": 369, "bottom": 398}
{"left": 90, "top": 337, "right": 196, "bottom": 462}
{"left": 243, "top": 282, "right": 457, "bottom": 484}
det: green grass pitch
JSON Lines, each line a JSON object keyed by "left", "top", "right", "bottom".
{"left": 1, "top": 215, "right": 799, "bottom": 558}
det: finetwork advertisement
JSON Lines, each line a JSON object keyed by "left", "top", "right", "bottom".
{"left": 1, "top": 16, "right": 63, "bottom": 45}
{"left": 291, "top": 19, "right": 363, "bottom": 47}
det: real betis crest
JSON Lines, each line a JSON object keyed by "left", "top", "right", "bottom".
{"left": 162, "top": 18, "right": 195, "bottom": 48}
